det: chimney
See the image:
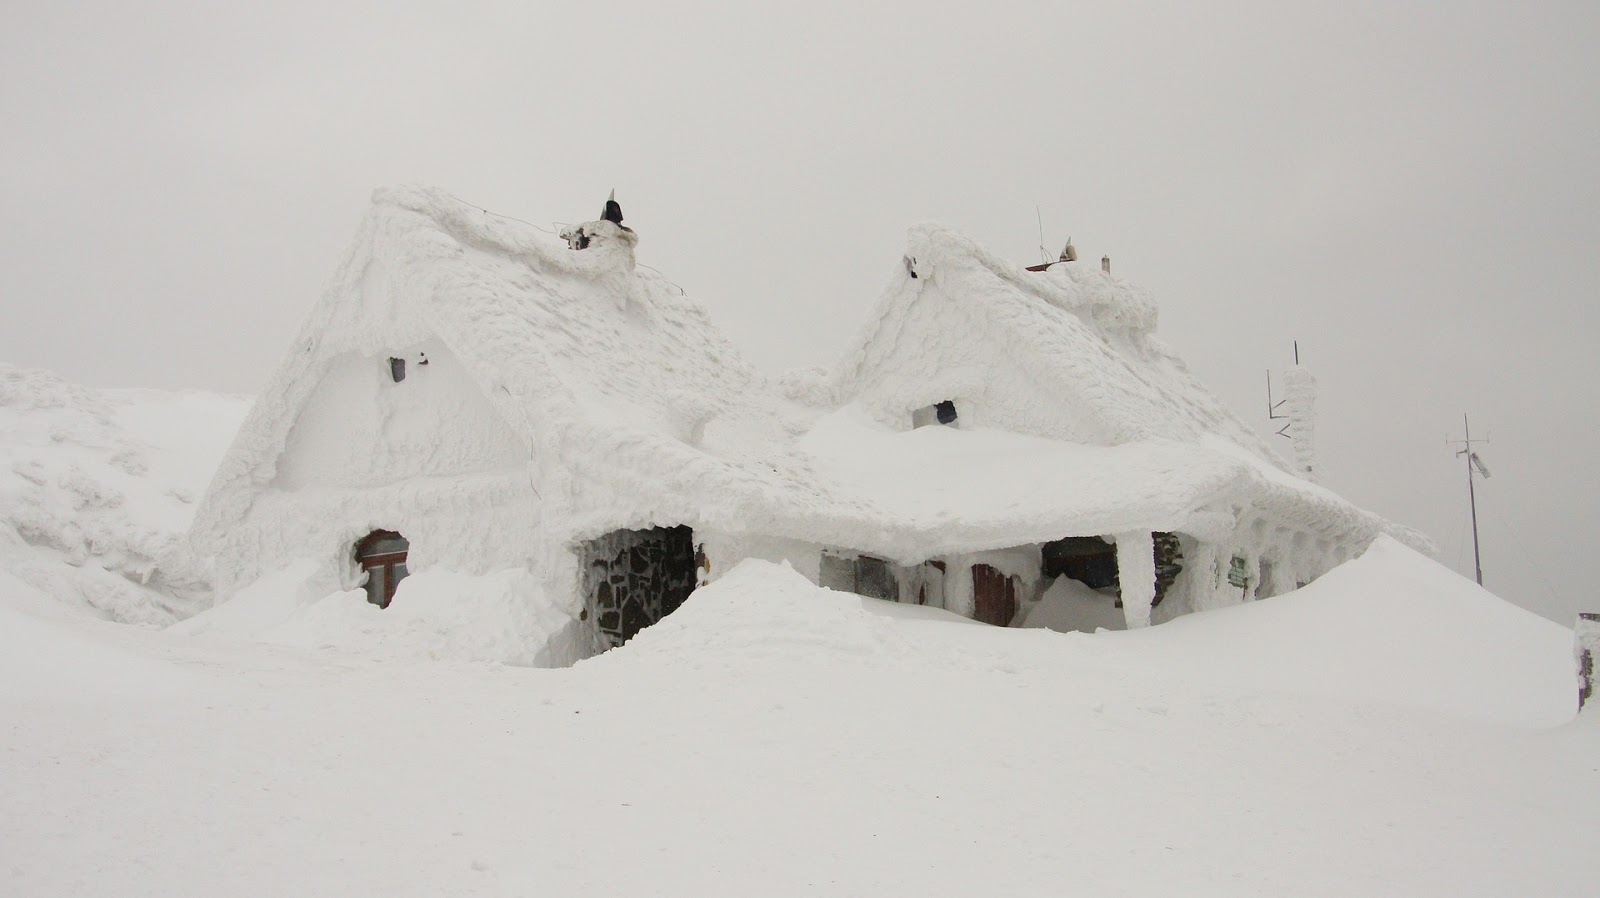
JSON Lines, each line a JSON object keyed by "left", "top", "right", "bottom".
{"left": 1101, "top": 255, "right": 1111, "bottom": 274}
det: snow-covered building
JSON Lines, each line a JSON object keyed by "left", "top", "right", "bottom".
{"left": 188, "top": 186, "right": 1423, "bottom": 664}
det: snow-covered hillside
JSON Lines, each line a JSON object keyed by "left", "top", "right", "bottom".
{"left": 0, "top": 365, "right": 248, "bottom": 624}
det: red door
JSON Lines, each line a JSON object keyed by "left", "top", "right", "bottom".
{"left": 972, "top": 563, "right": 1018, "bottom": 627}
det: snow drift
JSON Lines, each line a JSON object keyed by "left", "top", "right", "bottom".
{"left": 1, "top": 527, "right": 1593, "bottom": 897}
{"left": 0, "top": 364, "right": 248, "bottom": 624}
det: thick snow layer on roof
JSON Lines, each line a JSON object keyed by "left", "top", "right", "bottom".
{"left": 796, "top": 405, "right": 1241, "bottom": 548}
{"left": 837, "top": 223, "right": 1291, "bottom": 461}
{"left": 191, "top": 186, "right": 759, "bottom": 550}
{"left": 189, "top": 187, "right": 1415, "bottom": 580}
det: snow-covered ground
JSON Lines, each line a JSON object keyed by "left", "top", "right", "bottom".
{"left": 2, "top": 367, "right": 1596, "bottom": 896}
{"left": 0, "top": 365, "right": 249, "bottom": 624}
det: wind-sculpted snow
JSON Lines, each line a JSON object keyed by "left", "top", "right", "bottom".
{"left": 2, "top": 540, "right": 1593, "bottom": 896}
{"left": 0, "top": 365, "right": 247, "bottom": 624}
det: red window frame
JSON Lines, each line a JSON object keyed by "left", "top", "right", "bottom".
{"left": 355, "top": 530, "right": 409, "bottom": 608}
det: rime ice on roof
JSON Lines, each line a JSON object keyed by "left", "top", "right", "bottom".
{"left": 186, "top": 187, "right": 1426, "bottom": 664}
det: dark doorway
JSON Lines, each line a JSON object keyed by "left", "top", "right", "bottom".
{"left": 972, "top": 563, "right": 1020, "bottom": 626}
{"left": 580, "top": 526, "right": 698, "bottom": 650}
{"left": 1041, "top": 533, "right": 1184, "bottom": 608}
{"left": 1042, "top": 536, "right": 1119, "bottom": 589}
{"left": 355, "top": 530, "right": 409, "bottom": 608}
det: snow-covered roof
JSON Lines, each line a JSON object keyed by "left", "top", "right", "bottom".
{"left": 836, "top": 223, "right": 1288, "bottom": 463}
{"left": 819, "top": 222, "right": 1426, "bottom": 554}
{"left": 193, "top": 187, "right": 1421, "bottom": 566}
{"left": 191, "top": 186, "right": 761, "bottom": 550}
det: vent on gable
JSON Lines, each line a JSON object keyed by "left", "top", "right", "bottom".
{"left": 388, "top": 357, "right": 405, "bottom": 383}
{"left": 912, "top": 400, "right": 958, "bottom": 429}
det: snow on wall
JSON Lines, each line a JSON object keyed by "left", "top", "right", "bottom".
{"left": 210, "top": 471, "right": 539, "bottom": 598}
{"left": 275, "top": 341, "right": 528, "bottom": 490}
{"left": 173, "top": 561, "right": 585, "bottom": 667}
{"left": 190, "top": 187, "right": 763, "bottom": 610}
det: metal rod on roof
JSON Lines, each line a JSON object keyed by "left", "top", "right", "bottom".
{"left": 1036, "top": 206, "right": 1049, "bottom": 265}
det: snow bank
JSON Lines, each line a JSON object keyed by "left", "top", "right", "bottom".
{"left": 3, "top": 524, "right": 1593, "bottom": 897}
{"left": 173, "top": 564, "right": 585, "bottom": 667}
{"left": 605, "top": 541, "right": 1569, "bottom": 730}
{"left": 590, "top": 538, "right": 1573, "bottom": 728}
{"left": 1105, "top": 536, "right": 1576, "bottom": 727}
{"left": 0, "top": 365, "right": 248, "bottom": 624}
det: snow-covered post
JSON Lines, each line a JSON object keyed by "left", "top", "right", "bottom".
{"left": 1116, "top": 531, "right": 1157, "bottom": 629}
{"left": 945, "top": 555, "right": 975, "bottom": 620}
{"left": 1578, "top": 613, "right": 1600, "bottom": 714}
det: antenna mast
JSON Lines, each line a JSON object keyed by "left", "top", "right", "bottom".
{"left": 1450, "top": 414, "right": 1491, "bottom": 586}
{"left": 1036, "top": 206, "right": 1049, "bottom": 265}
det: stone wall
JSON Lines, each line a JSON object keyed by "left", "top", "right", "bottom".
{"left": 579, "top": 526, "right": 697, "bottom": 650}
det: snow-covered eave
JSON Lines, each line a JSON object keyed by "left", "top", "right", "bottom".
{"left": 535, "top": 414, "right": 1234, "bottom": 566}
{"left": 1206, "top": 436, "right": 1435, "bottom": 555}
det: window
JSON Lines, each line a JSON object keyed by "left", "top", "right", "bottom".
{"left": 818, "top": 551, "right": 900, "bottom": 602}
{"left": 1227, "top": 555, "right": 1251, "bottom": 590}
{"left": 854, "top": 555, "right": 897, "bottom": 601}
{"left": 356, "top": 530, "right": 409, "bottom": 608}
{"left": 388, "top": 357, "right": 406, "bottom": 382}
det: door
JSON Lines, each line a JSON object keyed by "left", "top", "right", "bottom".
{"left": 972, "top": 563, "right": 1018, "bottom": 627}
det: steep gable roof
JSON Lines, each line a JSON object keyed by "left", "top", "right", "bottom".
{"left": 192, "top": 192, "right": 1423, "bottom": 569}
{"left": 191, "top": 186, "right": 760, "bottom": 549}
{"left": 835, "top": 223, "right": 1289, "bottom": 469}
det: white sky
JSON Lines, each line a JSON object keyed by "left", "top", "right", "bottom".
{"left": 3, "top": 1, "right": 1596, "bottom": 622}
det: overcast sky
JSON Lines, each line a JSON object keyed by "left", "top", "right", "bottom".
{"left": 3, "top": 1, "right": 1595, "bottom": 623}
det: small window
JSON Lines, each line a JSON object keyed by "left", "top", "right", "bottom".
{"left": 1227, "top": 555, "right": 1251, "bottom": 589}
{"left": 854, "top": 555, "right": 897, "bottom": 602}
{"left": 388, "top": 357, "right": 406, "bottom": 383}
{"left": 912, "top": 400, "right": 958, "bottom": 429}
{"left": 818, "top": 551, "right": 899, "bottom": 602}
{"left": 356, "top": 530, "right": 410, "bottom": 608}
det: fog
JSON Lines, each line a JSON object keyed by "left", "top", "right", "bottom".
{"left": 3, "top": 1, "right": 1595, "bottom": 622}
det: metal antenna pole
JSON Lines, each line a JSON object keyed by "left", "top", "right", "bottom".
{"left": 1036, "top": 206, "right": 1048, "bottom": 265}
{"left": 1451, "top": 413, "right": 1489, "bottom": 586}
{"left": 1464, "top": 414, "right": 1483, "bottom": 586}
